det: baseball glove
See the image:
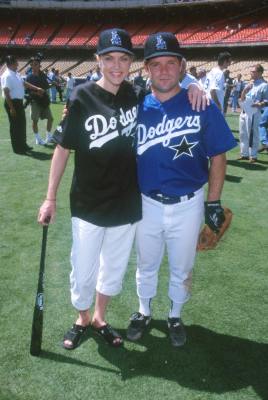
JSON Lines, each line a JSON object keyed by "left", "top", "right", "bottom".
{"left": 197, "top": 207, "right": 233, "bottom": 251}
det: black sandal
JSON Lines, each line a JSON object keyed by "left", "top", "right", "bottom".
{"left": 92, "top": 324, "right": 123, "bottom": 347}
{"left": 63, "top": 324, "right": 88, "bottom": 350}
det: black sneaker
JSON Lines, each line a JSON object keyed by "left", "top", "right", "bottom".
{"left": 126, "top": 312, "right": 151, "bottom": 341}
{"left": 167, "top": 318, "right": 186, "bottom": 347}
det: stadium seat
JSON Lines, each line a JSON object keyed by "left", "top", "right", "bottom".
{"left": 50, "top": 23, "right": 83, "bottom": 46}
{"left": 68, "top": 24, "right": 100, "bottom": 47}
{"left": 0, "top": 20, "right": 18, "bottom": 45}
{"left": 12, "top": 21, "right": 38, "bottom": 45}
{"left": 31, "top": 21, "right": 60, "bottom": 46}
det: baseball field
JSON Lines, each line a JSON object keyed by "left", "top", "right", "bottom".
{"left": 0, "top": 102, "right": 267, "bottom": 400}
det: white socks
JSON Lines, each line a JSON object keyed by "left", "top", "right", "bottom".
{"left": 138, "top": 298, "right": 183, "bottom": 318}
{"left": 169, "top": 300, "right": 183, "bottom": 319}
{"left": 139, "top": 297, "right": 152, "bottom": 316}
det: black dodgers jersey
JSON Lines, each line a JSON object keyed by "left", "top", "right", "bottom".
{"left": 56, "top": 81, "right": 142, "bottom": 227}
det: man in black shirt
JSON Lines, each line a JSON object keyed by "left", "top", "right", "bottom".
{"left": 26, "top": 57, "right": 54, "bottom": 145}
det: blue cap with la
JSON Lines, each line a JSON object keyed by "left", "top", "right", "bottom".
{"left": 144, "top": 32, "right": 183, "bottom": 61}
{"left": 97, "top": 28, "right": 134, "bottom": 56}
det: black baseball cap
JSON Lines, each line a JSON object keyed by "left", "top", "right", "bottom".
{"left": 97, "top": 28, "right": 134, "bottom": 56}
{"left": 144, "top": 32, "right": 183, "bottom": 61}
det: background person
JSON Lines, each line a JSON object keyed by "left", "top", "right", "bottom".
{"left": 231, "top": 73, "right": 243, "bottom": 112}
{"left": 26, "top": 57, "right": 54, "bottom": 145}
{"left": 238, "top": 64, "right": 268, "bottom": 163}
{"left": 179, "top": 57, "right": 198, "bottom": 89}
{"left": 133, "top": 69, "right": 146, "bottom": 90}
{"left": 258, "top": 103, "right": 268, "bottom": 153}
{"left": 204, "top": 51, "right": 232, "bottom": 113}
{"left": 65, "top": 72, "right": 75, "bottom": 101}
{"left": 223, "top": 69, "right": 233, "bottom": 115}
{"left": 54, "top": 69, "right": 64, "bottom": 102}
{"left": 90, "top": 65, "right": 102, "bottom": 82}
{"left": 1, "top": 55, "right": 44, "bottom": 154}
{"left": 126, "top": 32, "right": 237, "bottom": 347}
{"left": 47, "top": 68, "right": 57, "bottom": 103}
{"left": 197, "top": 68, "right": 207, "bottom": 89}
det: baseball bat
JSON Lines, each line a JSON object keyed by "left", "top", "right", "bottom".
{"left": 30, "top": 225, "right": 48, "bottom": 356}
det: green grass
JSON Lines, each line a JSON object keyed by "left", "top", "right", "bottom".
{"left": 0, "top": 102, "right": 267, "bottom": 400}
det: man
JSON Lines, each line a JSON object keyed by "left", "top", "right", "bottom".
{"left": 26, "top": 57, "right": 54, "bottom": 145}
{"left": 258, "top": 104, "right": 268, "bottom": 153}
{"left": 179, "top": 58, "right": 198, "bottom": 89}
{"left": 133, "top": 69, "right": 146, "bottom": 90}
{"left": 65, "top": 72, "right": 75, "bottom": 101}
{"left": 126, "top": 32, "right": 237, "bottom": 347}
{"left": 197, "top": 68, "right": 207, "bottom": 89}
{"left": 189, "top": 65, "right": 198, "bottom": 79}
{"left": 47, "top": 68, "right": 57, "bottom": 103}
{"left": 1, "top": 55, "right": 44, "bottom": 154}
{"left": 204, "top": 51, "right": 232, "bottom": 113}
{"left": 223, "top": 69, "right": 233, "bottom": 115}
{"left": 54, "top": 69, "right": 64, "bottom": 102}
{"left": 90, "top": 65, "right": 102, "bottom": 82}
{"left": 238, "top": 64, "right": 268, "bottom": 163}
{"left": 231, "top": 73, "right": 243, "bottom": 112}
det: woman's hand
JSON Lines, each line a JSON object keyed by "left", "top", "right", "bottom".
{"left": 188, "top": 83, "right": 210, "bottom": 112}
{"left": 38, "top": 199, "right": 56, "bottom": 225}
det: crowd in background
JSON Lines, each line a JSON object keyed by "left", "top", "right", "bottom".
{"left": 1, "top": 51, "right": 268, "bottom": 159}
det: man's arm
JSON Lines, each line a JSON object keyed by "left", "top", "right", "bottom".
{"left": 207, "top": 153, "right": 226, "bottom": 201}
{"left": 3, "top": 87, "right": 16, "bottom": 117}
{"left": 24, "top": 80, "right": 44, "bottom": 95}
{"left": 205, "top": 153, "right": 226, "bottom": 233}
{"left": 240, "top": 83, "right": 253, "bottom": 101}
{"left": 210, "top": 89, "right": 222, "bottom": 111}
{"left": 38, "top": 145, "right": 70, "bottom": 225}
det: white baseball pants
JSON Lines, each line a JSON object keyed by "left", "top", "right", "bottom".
{"left": 136, "top": 188, "right": 204, "bottom": 306}
{"left": 70, "top": 217, "right": 136, "bottom": 310}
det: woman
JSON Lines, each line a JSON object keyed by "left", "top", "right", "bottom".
{"left": 38, "top": 28, "right": 206, "bottom": 350}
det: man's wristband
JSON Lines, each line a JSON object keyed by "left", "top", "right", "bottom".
{"left": 46, "top": 198, "right": 56, "bottom": 202}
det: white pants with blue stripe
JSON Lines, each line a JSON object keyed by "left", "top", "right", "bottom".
{"left": 135, "top": 188, "right": 204, "bottom": 308}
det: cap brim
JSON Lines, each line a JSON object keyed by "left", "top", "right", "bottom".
{"left": 97, "top": 46, "right": 134, "bottom": 56}
{"left": 145, "top": 51, "right": 183, "bottom": 60}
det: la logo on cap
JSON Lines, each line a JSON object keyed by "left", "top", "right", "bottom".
{"left": 111, "top": 30, "right": 122, "bottom": 46}
{"left": 156, "top": 35, "right": 167, "bottom": 50}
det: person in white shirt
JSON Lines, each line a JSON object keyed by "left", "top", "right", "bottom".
{"left": 90, "top": 66, "right": 102, "bottom": 82}
{"left": 1, "top": 55, "right": 44, "bottom": 154}
{"left": 238, "top": 64, "right": 268, "bottom": 163}
{"left": 197, "top": 68, "right": 207, "bottom": 89}
{"left": 204, "top": 52, "right": 232, "bottom": 112}
{"left": 65, "top": 72, "right": 75, "bottom": 101}
{"left": 179, "top": 58, "right": 198, "bottom": 89}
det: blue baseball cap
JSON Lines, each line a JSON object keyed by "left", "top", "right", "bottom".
{"left": 97, "top": 28, "right": 134, "bottom": 56}
{"left": 144, "top": 32, "right": 183, "bottom": 61}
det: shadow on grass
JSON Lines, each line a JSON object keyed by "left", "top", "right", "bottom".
{"left": 94, "top": 322, "right": 268, "bottom": 399}
{"left": 40, "top": 350, "right": 117, "bottom": 374}
{"left": 225, "top": 174, "right": 243, "bottom": 183}
{"left": 227, "top": 160, "right": 267, "bottom": 170}
{"left": 26, "top": 150, "right": 53, "bottom": 161}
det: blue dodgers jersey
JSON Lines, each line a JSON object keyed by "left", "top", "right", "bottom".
{"left": 136, "top": 89, "right": 237, "bottom": 197}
